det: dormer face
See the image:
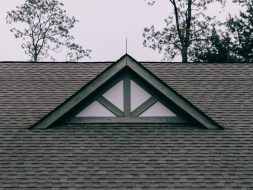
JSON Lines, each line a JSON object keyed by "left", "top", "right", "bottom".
{"left": 32, "top": 55, "right": 221, "bottom": 129}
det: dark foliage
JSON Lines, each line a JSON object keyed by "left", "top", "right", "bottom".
{"left": 143, "top": 0, "right": 226, "bottom": 62}
{"left": 194, "top": 0, "right": 253, "bottom": 62}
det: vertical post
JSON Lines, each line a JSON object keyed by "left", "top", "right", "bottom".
{"left": 124, "top": 75, "right": 131, "bottom": 116}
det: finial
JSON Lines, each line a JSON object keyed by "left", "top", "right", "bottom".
{"left": 126, "top": 38, "right": 128, "bottom": 54}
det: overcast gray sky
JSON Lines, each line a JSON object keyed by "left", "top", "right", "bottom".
{"left": 0, "top": 0, "right": 240, "bottom": 62}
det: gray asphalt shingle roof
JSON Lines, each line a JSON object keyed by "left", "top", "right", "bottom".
{"left": 0, "top": 61, "right": 253, "bottom": 189}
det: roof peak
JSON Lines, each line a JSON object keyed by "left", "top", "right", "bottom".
{"left": 31, "top": 54, "right": 222, "bottom": 130}
{"left": 116, "top": 54, "right": 138, "bottom": 63}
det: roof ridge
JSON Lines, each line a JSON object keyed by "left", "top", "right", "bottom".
{"left": 0, "top": 61, "right": 252, "bottom": 65}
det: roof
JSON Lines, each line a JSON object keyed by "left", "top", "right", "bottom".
{"left": 1, "top": 57, "right": 253, "bottom": 189}
{"left": 32, "top": 55, "right": 222, "bottom": 130}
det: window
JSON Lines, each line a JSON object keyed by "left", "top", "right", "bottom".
{"left": 75, "top": 76, "right": 176, "bottom": 118}
{"left": 64, "top": 72, "right": 189, "bottom": 124}
{"left": 32, "top": 55, "right": 221, "bottom": 129}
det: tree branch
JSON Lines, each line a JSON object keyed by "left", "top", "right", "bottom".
{"left": 189, "top": 38, "right": 207, "bottom": 42}
{"left": 185, "top": 0, "right": 192, "bottom": 47}
{"left": 170, "top": 0, "right": 184, "bottom": 46}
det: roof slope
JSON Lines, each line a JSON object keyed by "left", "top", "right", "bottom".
{"left": 0, "top": 61, "right": 253, "bottom": 189}
{"left": 32, "top": 55, "right": 221, "bottom": 129}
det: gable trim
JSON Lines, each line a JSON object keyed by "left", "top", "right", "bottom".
{"left": 125, "top": 56, "right": 222, "bottom": 130}
{"left": 31, "top": 55, "right": 127, "bottom": 129}
{"left": 62, "top": 71, "right": 187, "bottom": 124}
{"left": 131, "top": 97, "right": 157, "bottom": 117}
{"left": 64, "top": 116, "right": 189, "bottom": 124}
{"left": 97, "top": 96, "right": 124, "bottom": 117}
{"left": 31, "top": 54, "right": 222, "bottom": 130}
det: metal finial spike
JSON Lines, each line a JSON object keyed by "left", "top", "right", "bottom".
{"left": 126, "top": 38, "right": 128, "bottom": 54}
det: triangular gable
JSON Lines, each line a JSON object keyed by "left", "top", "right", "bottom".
{"left": 62, "top": 71, "right": 185, "bottom": 124}
{"left": 31, "top": 54, "right": 222, "bottom": 129}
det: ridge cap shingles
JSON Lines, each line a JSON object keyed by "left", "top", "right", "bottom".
{"left": 1, "top": 61, "right": 253, "bottom": 64}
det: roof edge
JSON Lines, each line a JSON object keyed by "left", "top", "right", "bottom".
{"left": 31, "top": 55, "right": 129, "bottom": 129}
{"left": 31, "top": 54, "right": 223, "bottom": 130}
{"left": 126, "top": 56, "right": 223, "bottom": 130}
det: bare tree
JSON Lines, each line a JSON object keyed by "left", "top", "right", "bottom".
{"left": 6, "top": 0, "right": 91, "bottom": 62}
{"left": 143, "top": 0, "right": 226, "bottom": 62}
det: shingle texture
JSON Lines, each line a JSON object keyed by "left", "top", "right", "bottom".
{"left": 0, "top": 61, "right": 253, "bottom": 189}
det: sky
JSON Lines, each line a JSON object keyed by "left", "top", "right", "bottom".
{"left": 0, "top": 0, "right": 241, "bottom": 62}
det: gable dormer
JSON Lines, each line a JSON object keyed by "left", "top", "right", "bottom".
{"left": 32, "top": 55, "right": 222, "bottom": 129}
